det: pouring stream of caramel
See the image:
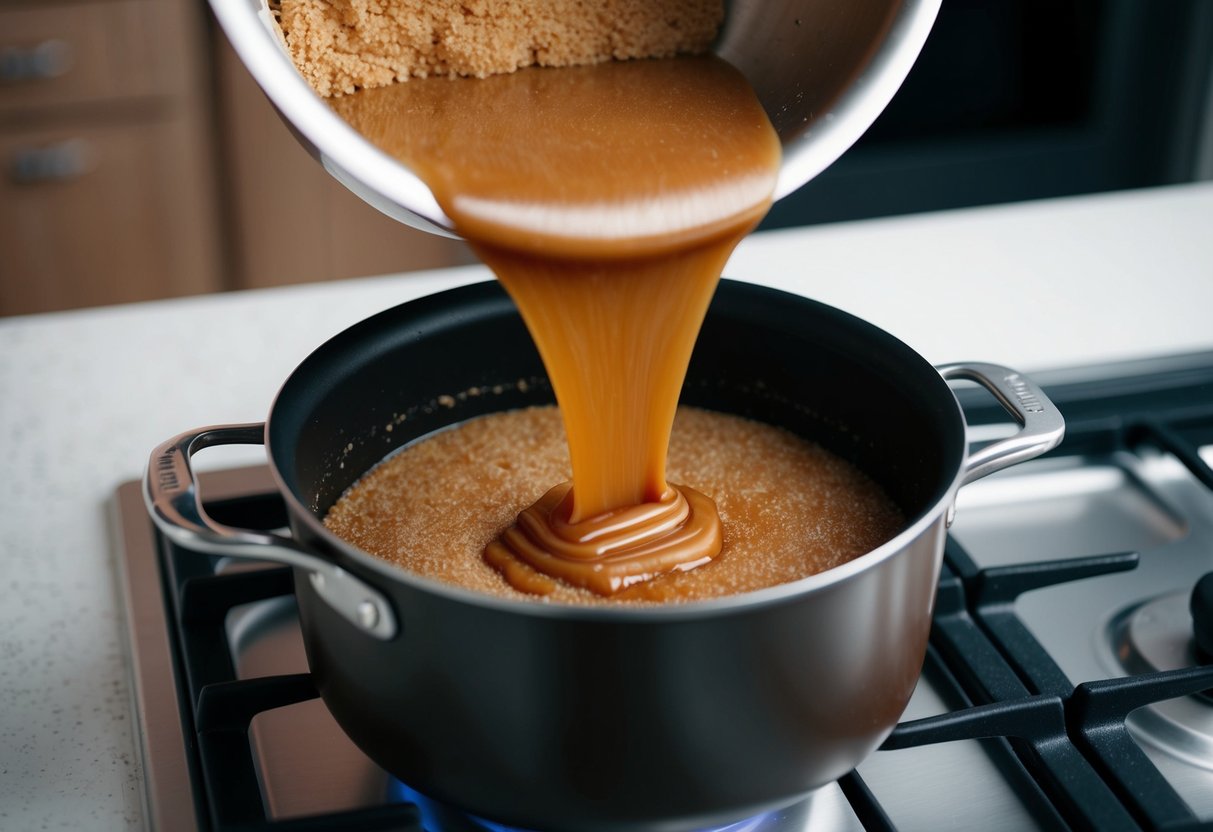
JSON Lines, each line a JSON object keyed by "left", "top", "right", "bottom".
{"left": 331, "top": 55, "right": 781, "bottom": 595}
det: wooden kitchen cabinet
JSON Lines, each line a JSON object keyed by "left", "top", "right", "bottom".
{"left": 0, "top": 115, "right": 221, "bottom": 312}
{"left": 0, "top": 0, "right": 193, "bottom": 117}
{"left": 213, "top": 40, "right": 472, "bottom": 291}
{"left": 1, "top": 0, "right": 470, "bottom": 317}
{"left": 0, "top": 0, "right": 222, "bottom": 316}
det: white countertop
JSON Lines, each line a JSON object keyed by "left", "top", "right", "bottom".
{"left": 1, "top": 182, "right": 1211, "bottom": 829}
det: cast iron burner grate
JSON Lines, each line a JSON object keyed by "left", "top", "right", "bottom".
{"left": 119, "top": 357, "right": 1213, "bottom": 832}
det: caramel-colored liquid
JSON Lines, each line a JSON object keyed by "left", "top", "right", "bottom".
{"left": 325, "top": 407, "right": 905, "bottom": 604}
{"left": 332, "top": 55, "right": 784, "bottom": 596}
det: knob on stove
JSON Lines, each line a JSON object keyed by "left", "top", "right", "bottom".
{"left": 1193, "top": 572, "right": 1213, "bottom": 663}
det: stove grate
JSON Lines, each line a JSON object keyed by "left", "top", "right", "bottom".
{"left": 925, "top": 372, "right": 1213, "bottom": 832}
{"left": 152, "top": 505, "right": 1213, "bottom": 831}
{"left": 836, "top": 771, "right": 895, "bottom": 832}
{"left": 899, "top": 544, "right": 1213, "bottom": 831}
{"left": 159, "top": 534, "right": 426, "bottom": 831}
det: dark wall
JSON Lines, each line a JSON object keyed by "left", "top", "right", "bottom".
{"left": 761, "top": 0, "right": 1213, "bottom": 229}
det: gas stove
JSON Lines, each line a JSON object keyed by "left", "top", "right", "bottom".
{"left": 112, "top": 353, "right": 1213, "bottom": 832}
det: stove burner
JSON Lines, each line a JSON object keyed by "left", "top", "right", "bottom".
{"left": 1113, "top": 592, "right": 1206, "bottom": 678}
{"left": 1106, "top": 593, "right": 1213, "bottom": 770}
{"left": 386, "top": 779, "right": 786, "bottom": 832}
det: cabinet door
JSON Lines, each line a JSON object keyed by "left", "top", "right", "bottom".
{"left": 0, "top": 0, "right": 193, "bottom": 116}
{"left": 0, "top": 115, "right": 222, "bottom": 315}
{"left": 215, "top": 40, "right": 472, "bottom": 290}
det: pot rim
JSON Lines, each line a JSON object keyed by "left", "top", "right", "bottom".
{"left": 264, "top": 279, "right": 970, "bottom": 623}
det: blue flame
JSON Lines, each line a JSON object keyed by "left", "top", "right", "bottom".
{"left": 386, "top": 778, "right": 780, "bottom": 832}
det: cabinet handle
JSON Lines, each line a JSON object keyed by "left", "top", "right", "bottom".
{"left": 0, "top": 39, "right": 73, "bottom": 83}
{"left": 9, "top": 139, "right": 95, "bottom": 184}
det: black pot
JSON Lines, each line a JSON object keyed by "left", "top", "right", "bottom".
{"left": 147, "top": 279, "right": 1062, "bottom": 831}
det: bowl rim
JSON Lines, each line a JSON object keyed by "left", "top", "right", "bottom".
{"left": 208, "top": 0, "right": 942, "bottom": 230}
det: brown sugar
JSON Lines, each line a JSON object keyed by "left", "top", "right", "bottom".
{"left": 275, "top": 0, "right": 724, "bottom": 97}
{"left": 324, "top": 406, "right": 905, "bottom": 605}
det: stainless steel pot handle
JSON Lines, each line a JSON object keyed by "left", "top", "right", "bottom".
{"left": 143, "top": 423, "right": 397, "bottom": 640}
{"left": 937, "top": 362, "right": 1065, "bottom": 485}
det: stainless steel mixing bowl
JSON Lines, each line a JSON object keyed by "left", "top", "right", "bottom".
{"left": 208, "top": 0, "right": 941, "bottom": 237}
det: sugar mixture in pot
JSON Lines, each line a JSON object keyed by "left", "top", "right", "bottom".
{"left": 324, "top": 406, "right": 905, "bottom": 604}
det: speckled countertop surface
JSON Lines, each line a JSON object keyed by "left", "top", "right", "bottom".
{"left": 1, "top": 183, "right": 1211, "bottom": 830}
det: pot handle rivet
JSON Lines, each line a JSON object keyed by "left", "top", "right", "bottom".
{"left": 357, "top": 600, "right": 380, "bottom": 630}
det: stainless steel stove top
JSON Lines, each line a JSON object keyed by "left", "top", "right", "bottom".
{"left": 113, "top": 354, "right": 1213, "bottom": 832}
{"left": 950, "top": 444, "right": 1213, "bottom": 817}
